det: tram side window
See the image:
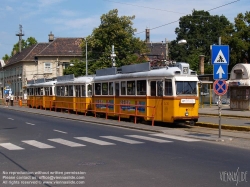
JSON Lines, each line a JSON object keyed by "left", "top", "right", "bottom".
{"left": 115, "top": 83, "right": 119, "bottom": 96}
{"left": 56, "top": 86, "right": 60, "bottom": 96}
{"left": 137, "top": 80, "right": 146, "bottom": 95}
{"left": 102, "top": 82, "right": 108, "bottom": 95}
{"left": 121, "top": 81, "right": 126, "bottom": 95}
{"left": 165, "top": 79, "right": 173, "bottom": 96}
{"left": 157, "top": 81, "right": 163, "bottom": 96}
{"left": 49, "top": 87, "right": 52, "bottom": 96}
{"left": 75, "top": 85, "right": 80, "bottom": 97}
{"left": 109, "top": 82, "right": 113, "bottom": 95}
{"left": 65, "top": 86, "right": 69, "bottom": 96}
{"left": 40, "top": 88, "right": 43, "bottom": 95}
{"left": 87, "top": 84, "right": 92, "bottom": 96}
{"left": 45, "top": 87, "right": 49, "bottom": 96}
{"left": 95, "top": 83, "right": 101, "bottom": 95}
{"left": 151, "top": 81, "right": 156, "bottom": 96}
{"left": 69, "top": 85, "right": 73, "bottom": 96}
{"left": 30, "top": 88, "right": 34, "bottom": 95}
{"left": 60, "top": 86, "right": 65, "bottom": 96}
{"left": 81, "top": 84, "right": 86, "bottom": 97}
{"left": 127, "top": 81, "right": 135, "bottom": 95}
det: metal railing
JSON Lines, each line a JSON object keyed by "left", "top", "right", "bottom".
{"left": 26, "top": 99, "right": 156, "bottom": 126}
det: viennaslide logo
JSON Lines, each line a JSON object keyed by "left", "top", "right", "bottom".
{"left": 220, "top": 167, "right": 247, "bottom": 186}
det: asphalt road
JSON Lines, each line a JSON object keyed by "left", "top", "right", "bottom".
{"left": 0, "top": 109, "right": 249, "bottom": 187}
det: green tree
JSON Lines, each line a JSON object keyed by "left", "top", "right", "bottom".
{"left": 66, "top": 9, "right": 149, "bottom": 76}
{"left": 2, "top": 54, "right": 10, "bottom": 61}
{"left": 11, "top": 37, "right": 37, "bottom": 56}
{"left": 169, "top": 10, "right": 231, "bottom": 74}
{"left": 224, "top": 11, "right": 250, "bottom": 71}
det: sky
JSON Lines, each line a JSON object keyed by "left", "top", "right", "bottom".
{"left": 0, "top": 0, "right": 249, "bottom": 59}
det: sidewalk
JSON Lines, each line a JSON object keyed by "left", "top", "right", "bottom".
{"left": 198, "top": 105, "right": 250, "bottom": 131}
{"left": 0, "top": 105, "right": 249, "bottom": 148}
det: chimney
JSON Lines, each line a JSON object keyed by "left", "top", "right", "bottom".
{"left": 48, "top": 31, "right": 54, "bottom": 42}
{"left": 146, "top": 29, "right": 150, "bottom": 43}
{"left": 199, "top": 55, "right": 205, "bottom": 75}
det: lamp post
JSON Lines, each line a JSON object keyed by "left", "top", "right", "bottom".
{"left": 85, "top": 38, "right": 88, "bottom": 76}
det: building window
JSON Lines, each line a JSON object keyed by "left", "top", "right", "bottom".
{"left": 44, "top": 62, "right": 52, "bottom": 73}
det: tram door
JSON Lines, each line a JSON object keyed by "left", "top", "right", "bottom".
{"left": 149, "top": 81, "right": 163, "bottom": 121}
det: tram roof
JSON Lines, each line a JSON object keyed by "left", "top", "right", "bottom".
{"left": 55, "top": 76, "right": 93, "bottom": 85}
{"left": 94, "top": 66, "right": 197, "bottom": 81}
{"left": 27, "top": 81, "right": 57, "bottom": 87}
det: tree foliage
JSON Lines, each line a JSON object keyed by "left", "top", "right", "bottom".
{"left": 169, "top": 10, "right": 231, "bottom": 74}
{"left": 11, "top": 37, "right": 37, "bottom": 56}
{"left": 65, "top": 9, "right": 149, "bottom": 76}
{"left": 224, "top": 11, "right": 250, "bottom": 70}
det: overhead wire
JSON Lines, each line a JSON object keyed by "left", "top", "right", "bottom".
{"left": 104, "top": 0, "right": 240, "bottom": 35}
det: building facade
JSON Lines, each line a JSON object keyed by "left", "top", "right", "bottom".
{"left": 0, "top": 32, "right": 83, "bottom": 99}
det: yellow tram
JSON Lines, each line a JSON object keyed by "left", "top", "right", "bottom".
{"left": 92, "top": 62, "right": 199, "bottom": 124}
{"left": 26, "top": 62, "right": 199, "bottom": 125}
{"left": 54, "top": 75, "right": 93, "bottom": 113}
{"left": 27, "top": 79, "right": 56, "bottom": 109}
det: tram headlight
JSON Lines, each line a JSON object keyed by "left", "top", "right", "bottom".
{"left": 185, "top": 109, "right": 189, "bottom": 116}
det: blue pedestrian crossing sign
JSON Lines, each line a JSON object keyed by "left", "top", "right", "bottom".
{"left": 213, "top": 64, "right": 228, "bottom": 80}
{"left": 212, "top": 45, "right": 229, "bottom": 65}
{"left": 212, "top": 45, "right": 229, "bottom": 80}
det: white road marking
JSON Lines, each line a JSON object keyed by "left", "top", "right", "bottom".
{"left": 48, "top": 138, "right": 85, "bottom": 147}
{"left": 75, "top": 137, "right": 115, "bottom": 145}
{"left": 53, "top": 129, "right": 67, "bottom": 134}
{"left": 26, "top": 122, "right": 35, "bottom": 126}
{"left": 0, "top": 143, "right": 24, "bottom": 150}
{"left": 125, "top": 135, "right": 172, "bottom": 143}
{"left": 8, "top": 118, "right": 14, "bottom": 120}
{"left": 150, "top": 134, "right": 201, "bottom": 142}
{"left": 22, "top": 140, "right": 55, "bottom": 149}
{"left": 100, "top": 136, "right": 144, "bottom": 144}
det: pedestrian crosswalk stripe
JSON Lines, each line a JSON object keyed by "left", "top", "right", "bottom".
{"left": 48, "top": 138, "right": 85, "bottom": 147}
{"left": 150, "top": 134, "right": 200, "bottom": 142}
{"left": 0, "top": 143, "right": 24, "bottom": 150}
{"left": 125, "top": 135, "right": 172, "bottom": 143}
{"left": 100, "top": 136, "right": 144, "bottom": 144}
{"left": 22, "top": 140, "right": 55, "bottom": 149}
{"left": 75, "top": 137, "right": 115, "bottom": 145}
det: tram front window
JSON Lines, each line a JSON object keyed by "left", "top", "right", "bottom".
{"left": 176, "top": 81, "right": 197, "bottom": 95}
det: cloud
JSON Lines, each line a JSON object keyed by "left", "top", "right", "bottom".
{"left": 37, "top": 0, "right": 64, "bottom": 7}
{"left": 60, "top": 10, "right": 78, "bottom": 17}
{"left": 6, "top": 6, "right": 13, "bottom": 11}
{"left": 43, "top": 16, "right": 100, "bottom": 30}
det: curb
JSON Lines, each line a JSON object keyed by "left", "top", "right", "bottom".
{"left": 195, "top": 122, "right": 250, "bottom": 132}
{"left": 199, "top": 113, "right": 250, "bottom": 119}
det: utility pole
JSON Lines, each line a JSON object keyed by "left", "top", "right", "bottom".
{"left": 165, "top": 38, "right": 169, "bottom": 62}
{"left": 111, "top": 45, "right": 116, "bottom": 67}
{"left": 16, "top": 24, "right": 24, "bottom": 53}
{"left": 85, "top": 39, "right": 88, "bottom": 76}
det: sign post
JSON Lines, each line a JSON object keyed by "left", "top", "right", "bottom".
{"left": 212, "top": 43, "right": 229, "bottom": 139}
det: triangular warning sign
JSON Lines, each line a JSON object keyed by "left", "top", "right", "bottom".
{"left": 214, "top": 50, "right": 227, "bottom": 64}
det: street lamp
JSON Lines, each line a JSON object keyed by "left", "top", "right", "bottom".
{"left": 178, "top": 39, "right": 187, "bottom": 45}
